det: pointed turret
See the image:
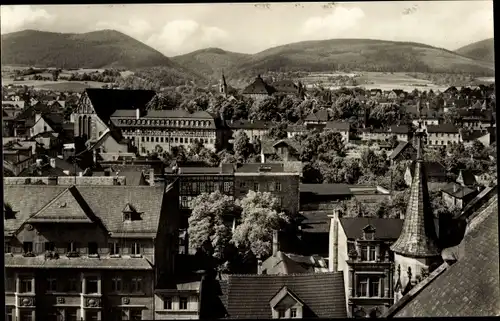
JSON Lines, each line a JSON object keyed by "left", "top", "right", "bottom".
{"left": 390, "top": 127, "right": 440, "bottom": 257}
{"left": 220, "top": 70, "right": 228, "bottom": 97}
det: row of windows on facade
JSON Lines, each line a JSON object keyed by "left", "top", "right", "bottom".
{"left": 180, "top": 181, "right": 233, "bottom": 194}
{"left": 138, "top": 136, "right": 215, "bottom": 144}
{"left": 6, "top": 241, "right": 142, "bottom": 256}
{"left": 354, "top": 244, "right": 393, "bottom": 262}
{"left": 6, "top": 307, "right": 143, "bottom": 321}
{"left": 162, "top": 296, "right": 197, "bottom": 311}
{"left": 277, "top": 308, "right": 299, "bottom": 319}
{"left": 429, "top": 140, "right": 457, "bottom": 145}
{"left": 5, "top": 275, "right": 143, "bottom": 294}
{"left": 240, "top": 181, "right": 282, "bottom": 192}
{"left": 118, "top": 118, "right": 212, "bottom": 127}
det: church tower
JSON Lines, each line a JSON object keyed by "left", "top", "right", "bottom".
{"left": 219, "top": 71, "right": 228, "bottom": 97}
{"left": 391, "top": 121, "right": 441, "bottom": 302}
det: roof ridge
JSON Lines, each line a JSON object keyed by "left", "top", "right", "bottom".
{"left": 227, "top": 271, "right": 341, "bottom": 278}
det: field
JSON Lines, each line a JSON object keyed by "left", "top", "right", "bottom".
{"left": 1, "top": 79, "right": 104, "bottom": 91}
{"left": 300, "top": 71, "right": 450, "bottom": 92}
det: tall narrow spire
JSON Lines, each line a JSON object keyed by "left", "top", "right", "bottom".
{"left": 390, "top": 127, "right": 440, "bottom": 257}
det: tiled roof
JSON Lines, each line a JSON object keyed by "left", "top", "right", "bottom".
{"left": 226, "top": 119, "right": 273, "bottom": 130}
{"left": 461, "top": 130, "right": 489, "bottom": 141}
{"left": 315, "top": 109, "right": 330, "bottom": 122}
{"left": 426, "top": 124, "right": 459, "bottom": 134}
{"left": 339, "top": 218, "right": 403, "bottom": 240}
{"left": 3, "top": 185, "right": 167, "bottom": 236}
{"left": 233, "top": 163, "right": 286, "bottom": 173}
{"left": 325, "top": 121, "right": 350, "bottom": 131}
{"left": 42, "top": 113, "right": 65, "bottom": 132}
{"left": 391, "top": 133, "right": 441, "bottom": 257}
{"left": 5, "top": 255, "right": 152, "bottom": 270}
{"left": 389, "top": 141, "right": 410, "bottom": 160}
{"left": 271, "top": 80, "right": 298, "bottom": 93}
{"left": 300, "top": 210, "right": 331, "bottom": 233}
{"left": 390, "top": 125, "right": 411, "bottom": 134}
{"left": 261, "top": 251, "right": 310, "bottom": 275}
{"left": 242, "top": 76, "right": 276, "bottom": 95}
{"left": 385, "top": 194, "right": 499, "bottom": 317}
{"left": 261, "top": 138, "right": 300, "bottom": 155}
{"left": 220, "top": 272, "right": 347, "bottom": 318}
{"left": 84, "top": 88, "right": 156, "bottom": 122}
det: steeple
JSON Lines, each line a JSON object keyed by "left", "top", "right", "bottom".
{"left": 390, "top": 125, "right": 440, "bottom": 257}
{"left": 220, "top": 70, "right": 228, "bottom": 97}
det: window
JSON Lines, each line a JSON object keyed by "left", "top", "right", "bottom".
{"left": 19, "top": 310, "right": 33, "bottom": 321}
{"left": 358, "top": 276, "right": 380, "bottom": 297}
{"left": 369, "top": 278, "right": 380, "bottom": 297}
{"left": 146, "top": 137, "right": 150, "bottom": 142}
{"left": 66, "top": 278, "right": 78, "bottom": 292}
{"left": 223, "top": 182, "right": 232, "bottom": 193}
{"left": 290, "top": 308, "right": 297, "bottom": 318}
{"left": 360, "top": 246, "right": 368, "bottom": 261}
{"left": 4, "top": 241, "right": 11, "bottom": 253}
{"left": 160, "top": 137, "right": 164, "bottom": 143}
{"left": 175, "top": 137, "right": 178, "bottom": 143}
{"left": 66, "top": 308, "right": 78, "bottom": 321}
{"left": 131, "top": 243, "right": 141, "bottom": 255}
{"left": 275, "top": 182, "right": 282, "bottom": 191}
{"left": 23, "top": 242, "right": 33, "bottom": 253}
{"left": 357, "top": 277, "right": 368, "bottom": 297}
{"left": 131, "top": 277, "right": 143, "bottom": 293}
{"left": 85, "top": 311, "right": 99, "bottom": 321}
{"left": 130, "top": 309, "right": 142, "bottom": 321}
{"left": 268, "top": 182, "right": 275, "bottom": 192}
{"left": 254, "top": 182, "right": 259, "bottom": 191}
{"left": 278, "top": 309, "right": 286, "bottom": 318}
{"left": 141, "top": 137, "right": 145, "bottom": 142}
{"left": 47, "top": 278, "right": 57, "bottom": 292}
{"left": 86, "top": 277, "right": 99, "bottom": 294}
{"left": 6, "top": 306, "right": 13, "bottom": 321}
{"left": 179, "top": 297, "right": 188, "bottom": 310}
{"left": 163, "top": 297, "right": 172, "bottom": 310}
{"left": 109, "top": 243, "right": 120, "bottom": 255}
{"left": 67, "top": 242, "right": 78, "bottom": 253}
{"left": 111, "top": 277, "right": 122, "bottom": 292}
{"left": 240, "top": 181, "right": 246, "bottom": 188}
{"left": 88, "top": 242, "right": 98, "bottom": 255}
{"left": 369, "top": 247, "right": 376, "bottom": 261}
{"left": 45, "top": 242, "right": 55, "bottom": 252}
{"left": 360, "top": 246, "right": 376, "bottom": 261}
{"left": 5, "top": 277, "right": 15, "bottom": 292}
{"left": 20, "top": 278, "right": 32, "bottom": 293}
{"left": 155, "top": 137, "right": 159, "bottom": 142}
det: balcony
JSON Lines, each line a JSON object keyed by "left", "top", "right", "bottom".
{"left": 18, "top": 294, "right": 36, "bottom": 307}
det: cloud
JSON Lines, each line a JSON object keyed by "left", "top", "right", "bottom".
{"left": 95, "top": 17, "right": 152, "bottom": 38}
{"left": 146, "top": 19, "right": 229, "bottom": 56}
{"left": 1, "top": 5, "right": 55, "bottom": 34}
{"left": 301, "top": 6, "right": 365, "bottom": 39}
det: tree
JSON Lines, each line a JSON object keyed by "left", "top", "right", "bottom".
{"left": 265, "top": 122, "right": 288, "bottom": 140}
{"left": 443, "top": 107, "right": 460, "bottom": 124}
{"left": 360, "top": 148, "right": 389, "bottom": 176}
{"left": 233, "top": 130, "right": 252, "bottom": 160}
{"left": 466, "top": 140, "right": 486, "bottom": 159}
{"left": 331, "top": 95, "right": 361, "bottom": 120}
{"left": 188, "top": 191, "right": 240, "bottom": 262}
{"left": 318, "top": 130, "right": 346, "bottom": 157}
{"left": 52, "top": 69, "right": 61, "bottom": 81}
{"left": 232, "top": 191, "right": 290, "bottom": 259}
{"left": 218, "top": 150, "right": 237, "bottom": 164}
{"left": 388, "top": 135, "right": 399, "bottom": 149}
{"left": 249, "top": 96, "right": 280, "bottom": 121}
{"left": 296, "top": 130, "right": 322, "bottom": 162}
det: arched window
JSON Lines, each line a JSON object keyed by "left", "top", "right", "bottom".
{"left": 78, "top": 116, "right": 83, "bottom": 136}
{"left": 82, "top": 115, "right": 87, "bottom": 136}
{"left": 87, "top": 117, "right": 92, "bottom": 138}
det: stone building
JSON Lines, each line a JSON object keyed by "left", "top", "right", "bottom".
{"left": 4, "top": 181, "right": 184, "bottom": 321}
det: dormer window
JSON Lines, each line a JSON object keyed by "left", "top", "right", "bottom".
{"left": 362, "top": 225, "right": 376, "bottom": 240}
{"left": 122, "top": 203, "right": 142, "bottom": 221}
{"left": 270, "top": 286, "right": 304, "bottom": 319}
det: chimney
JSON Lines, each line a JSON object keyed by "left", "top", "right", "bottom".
{"left": 272, "top": 230, "right": 279, "bottom": 256}
{"left": 36, "top": 158, "right": 43, "bottom": 167}
{"left": 149, "top": 168, "right": 155, "bottom": 186}
{"left": 136, "top": 108, "right": 140, "bottom": 120}
{"left": 257, "top": 256, "right": 263, "bottom": 275}
{"left": 328, "top": 209, "right": 340, "bottom": 272}
{"left": 49, "top": 158, "right": 56, "bottom": 168}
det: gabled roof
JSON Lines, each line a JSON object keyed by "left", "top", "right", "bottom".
{"left": 390, "top": 125, "right": 411, "bottom": 134}
{"left": 219, "top": 272, "right": 347, "bottom": 318}
{"left": 242, "top": 76, "right": 276, "bottom": 95}
{"left": 270, "top": 286, "right": 305, "bottom": 308}
{"left": 456, "top": 169, "right": 476, "bottom": 186}
{"left": 84, "top": 88, "right": 156, "bottom": 123}
{"left": 339, "top": 218, "right": 403, "bottom": 240}
{"left": 261, "top": 251, "right": 309, "bottom": 275}
{"left": 426, "top": 124, "right": 459, "bottom": 134}
{"left": 389, "top": 141, "right": 414, "bottom": 160}
{"left": 41, "top": 113, "right": 65, "bottom": 132}
{"left": 315, "top": 109, "right": 330, "bottom": 122}
{"left": 271, "top": 80, "right": 298, "bottom": 93}
{"left": 384, "top": 194, "right": 499, "bottom": 317}
{"left": 261, "top": 138, "right": 300, "bottom": 155}
{"left": 300, "top": 183, "right": 352, "bottom": 196}
{"left": 440, "top": 183, "right": 477, "bottom": 199}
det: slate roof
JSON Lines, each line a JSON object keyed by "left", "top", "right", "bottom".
{"left": 219, "top": 272, "right": 347, "bottom": 318}
{"left": 261, "top": 251, "right": 310, "bottom": 275}
{"left": 234, "top": 163, "right": 286, "bottom": 173}
{"left": 5, "top": 255, "right": 152, "bottom": 270}
{"left": 242, "top": 76, "right": 276, "bottom": 95}
{"left": 3, "top": 185, "right": 166, "bottom": 236}
{"left": 261, "top": 138, "right": 300, "bottom": 155}
{"left": 385, "top": 194, "right": 499, "bottom": 317}
{"left": 339, "top": 218, "right": 403, "bottom": 240}
{"left": 300, "top": 184, "right": 352, "bottom": 196}
{"left": 84, "top": 88, "right": 156, "bottom": 123}
{"left": 226, "top": 120, "right": 273, "bottom": 130}
{"left": 391, "top": 133, "right": 441, "bottom": 257}
{"left": 427, "top": 124, "right": 459, "bottom": 134}
{"left": 299, "top": 210, "right": 332, "bottom": 233}
{"left": 41, "top": 113, "right": 65, "bottom": 132}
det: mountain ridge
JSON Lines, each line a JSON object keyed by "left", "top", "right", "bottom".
{"left": 455, "top": 38, "right": 494, "bottom": 63}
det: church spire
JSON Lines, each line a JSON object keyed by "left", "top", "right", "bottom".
{"left": 390, "top": 125, "right": 440, "bottom": 258}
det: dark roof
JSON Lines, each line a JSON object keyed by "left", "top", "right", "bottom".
{"left": 339, "top": 218, "right": 403, "bottom": 240}
{"left": 271, "top": 80, "right": 298, "bottom": 93}
{"left": 441, "top": 183, "right": 476, "bottom": 199}
{"left": 456, "top": 169, "right": 477, "bottom": 186}
{"left": 3, "top": 185, "right": 168, "bottom": 236}
{"left": 389, "top": 141, "right": 412, "bottom": 160}
{"left": 262, "top": 252, "right": 328, "bottom": 275}
{"left": 325, "top": 121, "right": 350, "bottom": 131}
{"left": 226, "top": 119, "right": 273, "bottom": 130}
{"left": 390, "top": 125, "right": 411, "bottom": 134}
{"left": 41, "top": 113, "right": 65, "bottom": 132}
{"left": 392, "top": 137, "right": 441, "bottom": 257}
{"left": 84, "top": 88, "right": 156, "bottom": 123}
{"left": 385, "top": 194, "right": 499, "bottom": 317}
{"left": 5, "top": 255, "right": 152, "bottom": 270}
{"left": 220, "top": 272, "right": 347, "bottom": 319}
{"left": 242, "top": 76, "right": 276, "bottom": 95}
{"left": 261, "top": 138, "right": 300, "bottom": 155}
{"left": 408, "top": 161, "right": 446, "bottom": 178}
{"left": 461, "top": 130, "right": 489, "bottom": 141}
{"left": 300, "top": 184, "right": 352, "bottom": 196}
{"left": 426, "top": 124, "right": 459, "bottom": 134}
{"left": 234, "top": 163, "right": 286, "bottom": 173}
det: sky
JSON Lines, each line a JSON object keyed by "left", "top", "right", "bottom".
{"left": 0, "top": 2, "right": 494, "bottom": 57}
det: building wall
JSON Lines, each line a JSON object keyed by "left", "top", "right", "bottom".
{"left": 233, "top": 173, "right": 300, "bottom": 215}
{"left": 30, "top": 116, "right": 54, "bottom": 138}
{"left": 154, "top": 294, "right": 200, "bottom": 320}
{"left": 336, "top": 224, "right": 351, "bottom": 316}
{"left": 393, "top": 254, "right": 433, "bottom": 289}
{"left": 427, "top": 132, "right": 460, "bottom": 147}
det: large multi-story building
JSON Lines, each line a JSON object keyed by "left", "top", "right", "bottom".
{"left": 110, "top": 109, "right": 217, "bottom": 155}
{"left": 4, "top": 181, "right": 185, "bottom": 321}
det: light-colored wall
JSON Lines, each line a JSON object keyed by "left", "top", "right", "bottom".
{"left": 154, "top": 294, "right": 200, "bottom": 320}
{"left": 336, "top": 223, "right": 351, "bottom": 316}
{"left": 393, "top": 254, "right": 432, "bottom": 289}
{"left": 427, "top": 132, "right": 460, "bottom": 147}
{"left": 30, "top": 115, "right": 54, "bottom": 137}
